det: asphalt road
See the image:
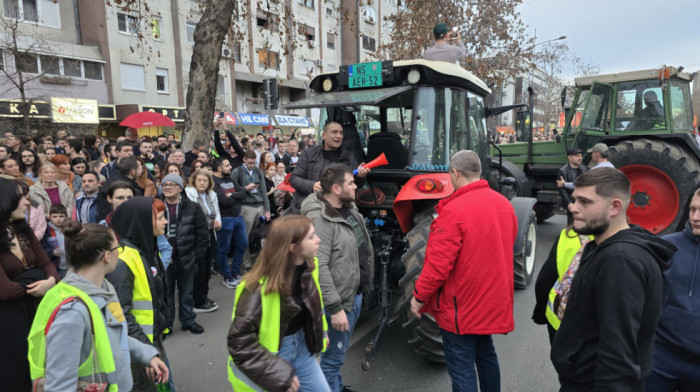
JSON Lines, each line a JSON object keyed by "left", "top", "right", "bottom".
{"left": 163, "top": 214, "right": 567, "bottom": 391}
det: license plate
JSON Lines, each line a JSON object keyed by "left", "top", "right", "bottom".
{"left": 348, "top": 62, "right": 382, "bottom": 89}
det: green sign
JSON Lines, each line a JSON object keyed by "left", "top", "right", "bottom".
{"left": 348, "top": 62, "right": 382, "bottom": 89}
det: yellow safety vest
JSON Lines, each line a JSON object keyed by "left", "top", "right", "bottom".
{"left": 545, "top": 229, "right": 594, "bottom": 330}
{"left": 119, "top": 246, "right": 157, "bottom": 342}
{"left": 228, "top": 257, "right": 327, "bottom": 392}
{"left": 27, "top": 282, "right": 119, "bottom": 391}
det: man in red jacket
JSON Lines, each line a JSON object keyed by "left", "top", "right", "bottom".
{"left": 411, "top": 150, "right": 517, "bottom": 392}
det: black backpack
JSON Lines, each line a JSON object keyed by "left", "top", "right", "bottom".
{"left": 248, "top": 218, "right": 270, "bottom": 253}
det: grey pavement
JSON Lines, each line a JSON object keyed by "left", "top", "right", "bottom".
{"left": 163, "top": 214, "right": 567, "bottom": 391}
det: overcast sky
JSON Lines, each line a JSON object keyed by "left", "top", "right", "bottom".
{"left": 517, "top": 0, "right": 700, "bottom": 80}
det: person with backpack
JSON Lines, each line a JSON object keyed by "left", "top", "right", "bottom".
{"left": 27, "top": 221, "right": 168, "bottom": 391}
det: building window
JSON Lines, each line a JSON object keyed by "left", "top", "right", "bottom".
{"left": 326, "top": 5, "right": 333, "bottom": 16}
{"left": 185, "top": 21, "right": 197, "bottom": 43}
{"left": 156, "top": 68, "right": 168, "bottom": 93}
{"left": 256, "top": 11, "right": 278, "bottom": 31}
{"left": 0, "top": 50, "right": 4, "bottom": 71}
{"left": 298, "top": 24, "right": 315, "bottom": 41}
{"left": 3, "top": 0, "right": 59, "bottom": 27}
{"left": 15, "top": 53, "right": 38, "bottom": 73}
{"left": 232, "top": 44, "right": 241, "bottom": 63}
{"left": 120, "top": 63, "right": 145, "bottom": 91}
{"left": 39, "top": 56, "right": 60, "bottom": 75}
{"left": 297, "top": 0, "right": 313, "bottom": 8}
{"left": 117, "top": 13, "right": 139, "bottom": 35}
{"left": 216, "top": 75, "right": 226, "bottom": 99}
{"left": 362, "top": 35, "right": 376, "bottom": 51}
{"left": 362, "top": 5, "right": 376, "bottom": 24}
{"left": 151, "top": 17, "right": 162, "bottom": 40}
{"left": 83, "top": 61, "right": 103, "bottom": 80}
{"left": 257, "top": 49, "right": 279, "bottom": 70}
{"left": 326, "top": 32, "right": 335, "bottom": 49}
{"left": 63, "top": 58, "right": 81, "bottom": 78}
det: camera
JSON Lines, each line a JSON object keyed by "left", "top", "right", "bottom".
{"left": 451, "top": 26, "right": 459, "bottom": 38}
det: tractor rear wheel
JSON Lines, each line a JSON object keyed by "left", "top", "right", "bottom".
{"left": 513, "top": 210, "right": 537, "bottom": 289}
{"left": 398, "top": 208, "right": 445, "bottom": 363}
{"left": 609, "top": 139, "right": 700, "bottom": 235}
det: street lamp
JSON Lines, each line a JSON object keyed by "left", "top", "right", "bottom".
{"left": 532, "top": 35, "right": 567, "bottom": 48}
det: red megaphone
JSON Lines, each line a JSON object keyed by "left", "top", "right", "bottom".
{"left": 354, "top": 153, "right": 388, "bottom": 175}
{"left": 277, "top": 173, "right": 295, "bottom": 193}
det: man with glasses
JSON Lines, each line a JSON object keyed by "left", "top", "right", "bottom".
{"left": 159, "top": 174, "right": 209, "bottom": 334}
{"left": 231, "top": 150, "right": 270, "bottom": 270}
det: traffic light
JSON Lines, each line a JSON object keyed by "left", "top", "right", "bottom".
{"left": 263, "top": 78, "right": 278, "bottom": 110}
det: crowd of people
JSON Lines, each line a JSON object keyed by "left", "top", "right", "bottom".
{"left": 2, "top": 117, "right": 699, "bottom": 392}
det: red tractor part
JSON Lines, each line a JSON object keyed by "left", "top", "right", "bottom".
{"left": 620, "top": 164, "right": 679, "bottom": 234}
{"left": 393, "top": 173, "right": 453, "bottom": 233}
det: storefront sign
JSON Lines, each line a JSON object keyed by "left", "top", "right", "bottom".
{"left": 214, "top": 111, "right": 237, "bottom": 124}
{"left": 275, "top": 115, "right": 311, "bottom": 127}
{"left": 51, "top": 97, "right": 99, "bottom": 124}
{"left": 237, "top": 113, "right": 273, "bottom": 126}
{"left": 140, "top": 105, "right": 185, "bottom": 122}
{"left": 0, "top": 99, "right": 51, "bottom": 118}
{"left": 99, "top": 105, "right": 116, "bottom": 121}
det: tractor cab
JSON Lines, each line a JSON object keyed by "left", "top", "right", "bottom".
{"left": 286, "top": 59, "right": 493, "bottom": 232}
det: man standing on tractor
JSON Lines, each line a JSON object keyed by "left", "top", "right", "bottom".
{"left": 423, "top": 23, "right": 466, "bottom": 64}
{"left": 557, "top": 147, "right": 588, "bottom": 225}
{"left": 587, "top": 143, "right": 615, "bottom": 170}
{"left": 288, "top": 121, "right": 369, "bottom": 214}
{"left": 550, "top": 168, "right": 675, "bottom": 391}
{"left": 410, "top": 150, "right": 517, "bottom": 392}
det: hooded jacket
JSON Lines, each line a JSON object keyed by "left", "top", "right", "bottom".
{"left": 106, "top": 197, "right": 170, "bottom": 344}
{"left": 656, "top": 222, "right": 700, "bottom": 360}
{"left": 157, "top": 193, "right": 209, "bottom": 269}
{"left": 43, "top": 271, "right": 158, "bottom": 391}
{"left": 301, "top": 192, "right": 373, "bottom": 314}
{"left": 551, "top": 225, "right": 676, "bottom": 391}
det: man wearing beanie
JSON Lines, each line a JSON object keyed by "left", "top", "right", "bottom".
{"left": 159, "top": 173, "right": 210, "bottom": 334}
{"left": 423, "top": 22, "right": 467, "bottom": 64}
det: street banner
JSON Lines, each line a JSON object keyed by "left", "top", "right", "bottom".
{"left": 275, "top": 115, "right": 311, "bottom": 127}
{"left": 237, "top": 113, "right": 273, "bottom": 126}
{"left": 51, "top": 97, "right": 99, "bottom": 124}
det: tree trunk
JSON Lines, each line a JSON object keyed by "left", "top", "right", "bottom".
{"left": 182, "top": 0, "right": 236, "bottom": 151}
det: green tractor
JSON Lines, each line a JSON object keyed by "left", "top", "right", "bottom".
{"left": 491, "top": 66, "right": 699, "bottom": 235}
{"left": 285, "top": 59, "right": 537, "bottom": 368}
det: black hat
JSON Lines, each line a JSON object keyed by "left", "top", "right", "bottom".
{"left": 566, "top": 147, "right": 583, "bottom": 155}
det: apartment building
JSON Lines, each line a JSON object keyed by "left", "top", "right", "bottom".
{"left": 0, "top": 0, "right": 396, "bottom": 137}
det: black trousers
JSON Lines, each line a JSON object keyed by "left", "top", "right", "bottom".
{"left": 193, "top": 228, "right": 217, "bottom": 307}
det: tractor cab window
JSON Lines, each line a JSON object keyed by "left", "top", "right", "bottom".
{"left": 670, "top": 79, "right": 693, "bottom": 132}
{"left": 579, "top": 82, "right": 611, "bottom": 132}
{"left": 466, "top": 92, "right": 488, "bottom": 161}
{"left": 411, "top": 87, "right": 468, "bottom": 170}
{"left": 615, "top": 80, "right": 665, "bottom": 131}
{"left": 567, "top": 88, "right": 590, "bottom": 134}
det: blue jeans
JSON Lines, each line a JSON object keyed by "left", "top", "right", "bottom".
{"left": 320, "top": 293, "right": 362, "bottom": 392}
{"left": 440, "top": 331, "right": 500, "bottom": 392}
{"left": 217, "top": 216, "right": 247, "bottom": 280}
{"left": 279, "top": 330, "right": 330, "bottom": 392}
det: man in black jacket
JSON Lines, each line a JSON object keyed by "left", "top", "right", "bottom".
{"left": 288, "top": 121, "right": 369, "bottom": 214}
{"left": 557, "top": 147, "right": 588, "bottom": 225}
{"left": 95, "top": 156, "right": 145, "bottom": 222}
{"left": 159, "top": 173, "right": 210, "bottom": 334}
{"left": 550, "top": 168, "right": 676, "bottom": 391}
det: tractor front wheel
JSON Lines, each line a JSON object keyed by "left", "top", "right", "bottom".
{"left": 398, "top": 209, "right": 445, "bottom": 363}
{"left": 513, "top": 210, "right": 537, "bottom": 289}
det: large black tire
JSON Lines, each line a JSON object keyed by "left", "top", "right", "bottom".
{"left": 609, "top": 139, "right": 700, "bottom": 235}
{"left": 513, "top": 210, "right": 537, "bottom": 289}
{"left": 398, "top": 208, "right": 445, "bottom": 363}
